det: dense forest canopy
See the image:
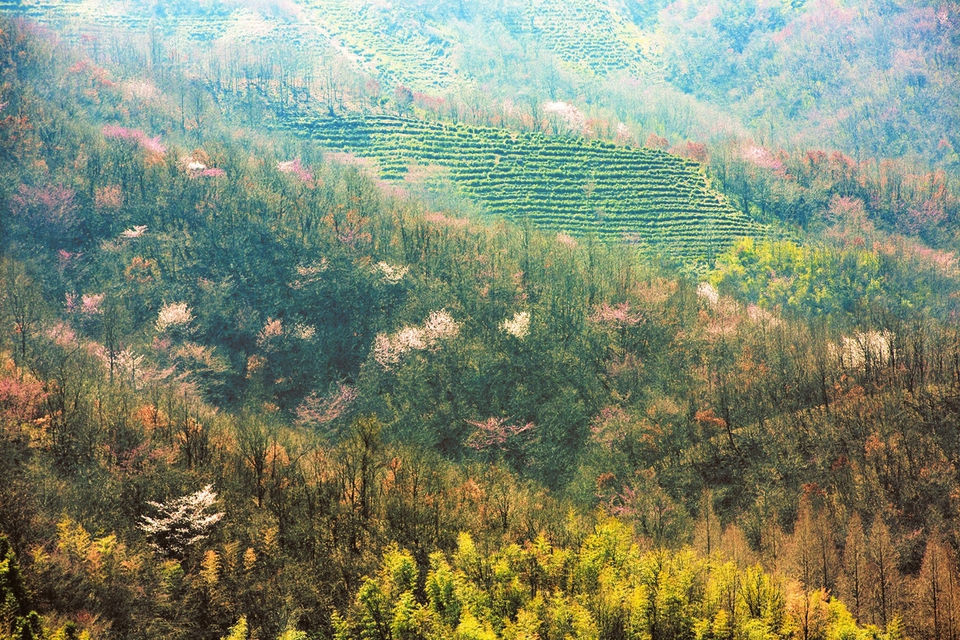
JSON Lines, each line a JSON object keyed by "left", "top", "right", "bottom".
{"left": 3, "top": 1, "right": 960, "bottom": 638}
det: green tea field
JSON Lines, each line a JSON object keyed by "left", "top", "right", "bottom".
{"left": 511, "top": 0, "right": 656, "bottom": 78}
{"left": 282, "top": 113, "right": 766, "bottom": 261}
{"left": 2, "top": 0, "right": 659, "bottom": 92}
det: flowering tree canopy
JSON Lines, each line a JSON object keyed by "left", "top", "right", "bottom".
{"left": 374, "top": 261, "right": 409, "bottom": 285}
{"left": 500, "top": 311, "right": 530, "bottom": 339}
{"left": 139, "top": 485, "right": 224, "bottom": 559}
{"left": 542, "top": 101, "right": 589, "bottom": 136}
{"left": 373, "top": 309, "right": 460, "bottom": 369}
{"left": 277, "top": 158, "right": 313, "bottom": 183}
{"left": 465, "top": 417, "right": 535, "bottom": 450}
{"left": 156, "top": 302, "right": 194, "bottom": 333}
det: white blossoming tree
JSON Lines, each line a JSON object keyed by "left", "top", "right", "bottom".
{"left": 500, "top": 311, "right": 531, "bottom": 340}
{"left": 696, "top": 282, "right": 720, "bottom": 305}
{"left": 156, "top": 302, "right": 194, "bottom": 333}
{"left": 373, "top": 309, "right": 460, "bottom": 369}
{"left": 139, "top": 485, "right": 224, "bottom": 559}
{"left": 542, "top": 101, "right": 589, "bottom": 136}
{"left": 374, "top": 261, "right": 409, "bottom": 285}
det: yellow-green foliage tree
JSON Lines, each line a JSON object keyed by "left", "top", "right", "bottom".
{"left": 0, "top": 534, "right": 43, "bottom": 640}
{"left": 333, "top": 518, "right": 890, "bottom": 640}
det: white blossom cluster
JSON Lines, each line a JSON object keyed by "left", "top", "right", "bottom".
{"left": 830, "top": 331, "right": 893, "bottom": 370}
{"left": 156, "top": 302, "right": 194, "bottom": 333}
{"left": 139, "top": 485, "right": 224, "bottom": 558}
{"left": 374, "top": 261, "right": 409, "bottom": 285}
{"left": 543, "top": 101, "right": 588, "bottom": 135}
{"left": 696, "top": 282, "right": 720, "bottom": 305}
{"left": 290, "top": 258, "right": 329, "bottom": 290}
{"left": 373, "top": 310, "right": 460, "bottom": 369}
{"left": 120, "top": 225, "right": 148, "bottom": 239}
{"left": 293, "top": 323, "right": 316, "bottom": 341}
{"left": 500, "top": 311, "right": 530, "bottom": 340}
{"left": 92, "top": 345, "right": 146, "bottom": 381}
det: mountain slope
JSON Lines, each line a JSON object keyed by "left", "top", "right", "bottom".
{"left": 283, "top": 113, "right": 766, "bottom": 262}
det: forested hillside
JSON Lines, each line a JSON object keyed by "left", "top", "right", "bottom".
{"left": 4, "top": 3, "right": 960, "bottom": 640}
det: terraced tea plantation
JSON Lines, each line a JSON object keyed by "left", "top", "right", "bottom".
{"left": 512, "top": 0, "right": 657, "bottom": 78}
{"left": 298, "top": 0, "right": 658, "bottom": 87}
{"left": 300, "top": 0, "right": 658, "bottom": 87}
{"left": 3, "top": 0, "right": 663, "bottom": 93}
{"left": 281, "top": 114, "right": 766, "bottom": 262}
{"left": 5, "top": 0, "right": 664, "bottom": 85}
{"left": 1, "top": 0, "right": 151, "bottom": 32}
{"left": 300, "top": 0, "right": 460, "bottom": 93}
{"left": 3, "top": 0, "right": 461, "bottom": 92}
{"left": 1, "top": 0, "right": 322, "bottom": 50}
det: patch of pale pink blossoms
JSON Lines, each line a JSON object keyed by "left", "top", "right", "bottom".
{"left": 120, "top": 225, "right": 148, "bottom": 239}
{"left": 556, "top": 232, "right": 578, "bottom": 248}
{"left": 615, "top": 122, "right": 635, "bottom": 146}
{"left": 543, "top": 101, "right": 590, "bottom": 136}
{"left": 590, "top": 302, "right": 642, "bottom": 326}
{"left": 746, "top": 304, "right": 781, "bottom": 328}
{"left": 373, "top": 310, "right": 460, "bottom": 369}
{"left": 103, "top": 125, "right": 166, "bottom": 156}
{"left": 91, "top": 344, "right": 146, "bottom": 382}
{"left": 465, "top": 417, "right": 535, "bottom": 450}
{"left": 82, "top": 293, "right": 104, "bottom": 315}
{"left": 257, "top": 318, "right": 284, "bottom": 347}
{"left": 46, "top": 322, "right": 78, "bottom": 348}
{"left": 423, "top": 212, "right": 469, "bottom": 228}
{"left": 65, "top": 292, "right": 104, "bottom": 316}
{"left": 277, "top": 158, "right": 313, "bottom": 183}
{"left": 57, "top": 250, "right": 80, "bottom": 268}
{"left": 156, "top": 302, "right": 194, "bottom": 333}
{"left": 296, "top": 382, "right": 359, "bottom": 428}
{"left": 742, "top": 144, "right": 785, "bottom": 174}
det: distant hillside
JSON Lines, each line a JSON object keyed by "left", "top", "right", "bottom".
{"left": 7, "top": 0, "right": 960, "bottom": 171}
{"left": 0, "top": 0, "right": 768, "bottom": 264}
{"left": 505, "top": 0, "right": 657, "bottom": 78}
{"left": 282, "top": 113, "right": 766, "bottom": 262}
{"left": 1, "top": 0, "right": 659, "bottom": 91}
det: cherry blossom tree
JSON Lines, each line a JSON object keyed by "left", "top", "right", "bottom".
{"left": 139, "top": 485, "right": 224, "bottom": 559}
{"left": 465, "top": 417, "right": 534, "bottom": 450}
